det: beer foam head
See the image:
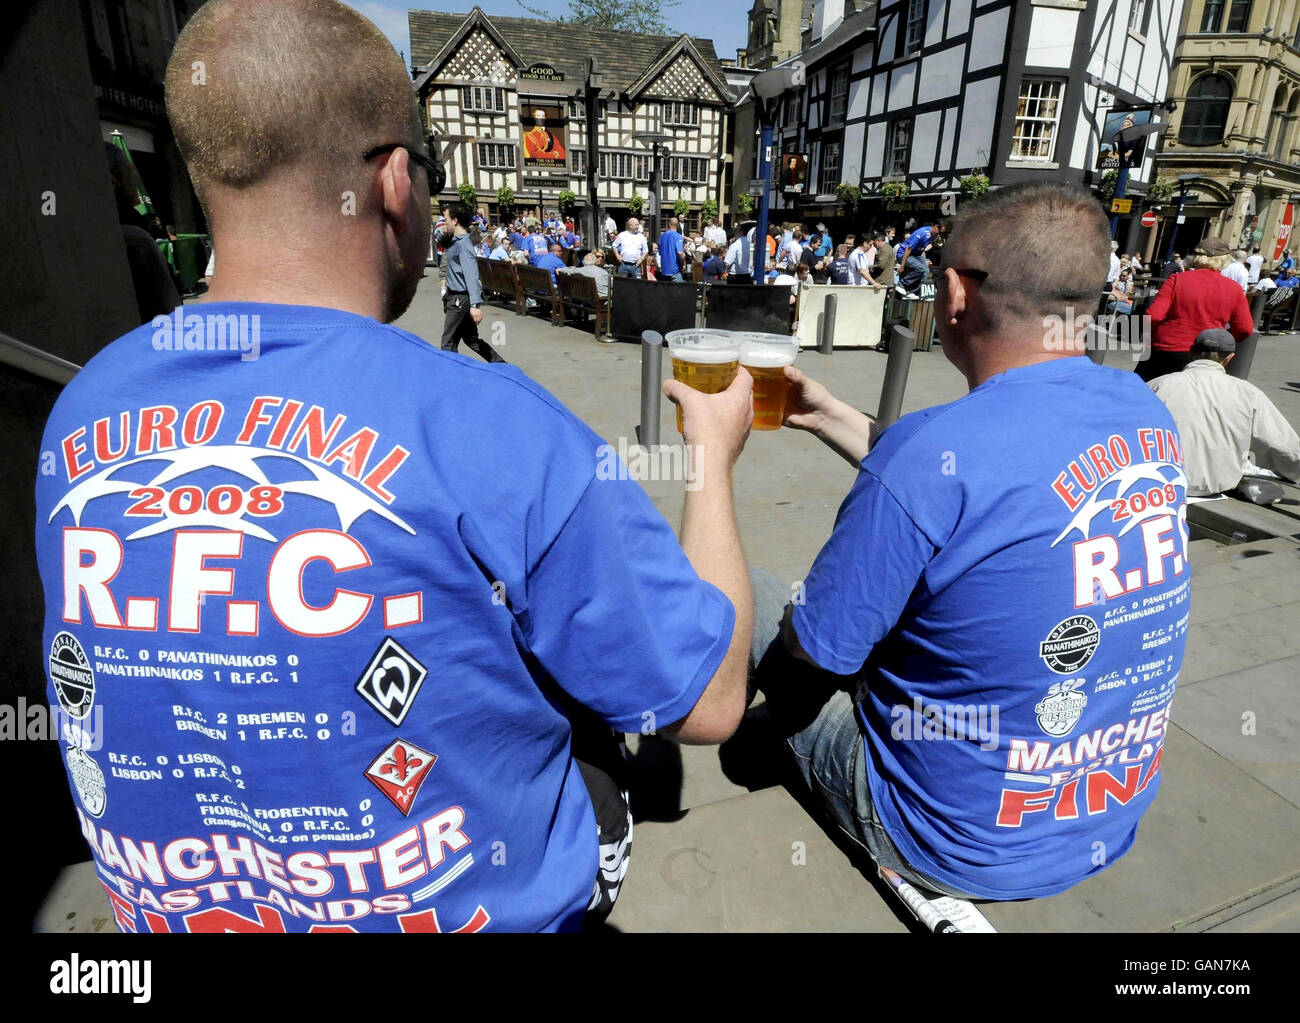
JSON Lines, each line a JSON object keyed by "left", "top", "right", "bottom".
{"left": 666, "top": 329, "right": 738, "bottom": 363}
{"left": 736, "top": 333, "right": 798, "bottom": 367}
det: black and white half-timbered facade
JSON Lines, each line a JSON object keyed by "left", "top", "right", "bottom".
{"left": 767, "top": 0, "right": 1185, "bottom": 248}
{"left": 408, "top": 7, "right": 735, "bottom": 224}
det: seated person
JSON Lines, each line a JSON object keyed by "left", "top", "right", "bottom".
{"left": 702, "top": 245, "right": 728, "bottom": 282}
{"left": 559, "top": 251, "right": 611, "bottom": 298}
{"left": 533, "top": 243, "right": 567, "bottom": 283}
{"left": 1148, "top": 328, "right": 1300, "bottom": 496}
{"left": 752, "top": 182, "right": 1188, "bottom": 902}
{"left": 1106, "top": 268, "right": 1134, "bottom": 314}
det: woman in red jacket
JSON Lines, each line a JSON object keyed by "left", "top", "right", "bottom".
{"left": 1139, "top": 236, "right": 1254, "bottom": 382}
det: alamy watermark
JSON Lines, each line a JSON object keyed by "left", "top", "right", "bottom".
{"left": 889, "top": 696, "right": 999, "bottom": 751}
{"left": 1043, "top": 308, "right": 1151, "bottom": 362}
{"left": 151, "top": 308, "right": 260, "bottom": 361}
{"left": 596, "top": 437, "right": 701, "bottom": 490}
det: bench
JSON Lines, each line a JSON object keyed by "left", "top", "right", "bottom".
{"left": 556, "top": 270, "right": 609, "bottom": 340}
{"left": 515, "top": 263, "right": 563, "bottom": 326}
{"left": 1259, "top": 287, "right": 1298, "bottom": 333}
{"left": 475, "top": 257, "right": 522, "bottom": 315}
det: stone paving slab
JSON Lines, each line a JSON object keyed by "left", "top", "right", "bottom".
{"left": 1167, "top": 654, "right": 1300, "bottom": 809}
{"left": 610, "top": 785, "right": 910, "bottom": 933}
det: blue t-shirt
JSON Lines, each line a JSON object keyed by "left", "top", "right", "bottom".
{"left": 829, "top": 257, "right": 852, "bottom": 285}
{"left": 792, "top": 357, "right": 1189, "bottom": 900}
{"left": 37, "top": 303, "right": 734, "bottom": 932}
{"left": 508, "top": 232, "right": 524, "bottom": 250}
{"left": 658, "top": 230, "right": 684, "bottom": 277}
{"left": 902, "top": 226, "right": 932, "bottom": 259}
{"left": 534, "top": 252, "right": 566, "bottom": 282}
{"left": 702, "top": 256, "right": 727, "bottom": 280}
{"left": 525, "top": 234, "right": 550, "bottom": 265}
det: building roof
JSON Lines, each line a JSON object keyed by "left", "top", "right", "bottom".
{"left": 408, "top": 6, "right": 732, "bottom": 99}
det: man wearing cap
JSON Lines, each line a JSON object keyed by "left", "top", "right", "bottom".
{"left": 1148, "top": 329, "right": 1300, "bottom": 496}
{"left": 1139, "top": 236, "right": 1254, "bottom": 382}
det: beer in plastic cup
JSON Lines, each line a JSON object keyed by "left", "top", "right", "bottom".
{"left": 665, "top": 330, "right": 739, "bottom": 434}
{"left": 736, "top": 333, "right": 798, "bottom": 430}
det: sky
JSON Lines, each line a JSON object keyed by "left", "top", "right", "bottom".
{"left": 344, "top": 0, "right": 750, "bottom": 66}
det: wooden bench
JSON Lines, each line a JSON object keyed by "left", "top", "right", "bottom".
{"left": 515, "top": 263, "right": 563, "bottom": 326}
{"left": 1260, "top": 287, "right": 1298, "bottom": 333}
{"left": 556, "top": 270, "right": 610, "bottom": 340}
{"left": 475, "top": 257, "right": 522, "bottom": 315}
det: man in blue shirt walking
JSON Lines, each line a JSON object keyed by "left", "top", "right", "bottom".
{"left": 897, "top": 219, "right": 940, "bottom": 298}
{"left": 752, "top": 182, "right": 1188, "bottom": 902}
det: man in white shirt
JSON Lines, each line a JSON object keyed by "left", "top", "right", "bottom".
{"left": 614, "top": 218, "right": 648, "bottom": 277}
{"left": 603, "top": 213, "right": 617, "bottom": 239}
{"left": 1222, "top": 249, "right": 1250, "bottom": 291}
{"left": 1246, "top": 247, "right": 1265, "bottom": 284}
{"left": 725, "top": 228, "right": 753, "bottom": 283}
{"left": 848, "top": 237, "right": 873, "bottom": 286}
{"left": 1149, "top": 329, "right": 1300, "bottom": 496}
{"left": 1106, "top": 240, "right": 1120, "bottom": 288}
{"left": 704, "top": 218, "right": 727, "bottom": 248}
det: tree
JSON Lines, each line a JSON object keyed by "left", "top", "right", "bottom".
{"left": 516, "top": 0, "right": 681, "bottom": 34}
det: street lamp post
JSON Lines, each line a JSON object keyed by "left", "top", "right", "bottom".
{"left": 585, "top": 58, "right": 603, "bottom": 249}
{"left": 1164, "top": 174, "right": 1200, "bottom": 267}
{"left": 633, "top": 132, "right": 674, "bottom": 244}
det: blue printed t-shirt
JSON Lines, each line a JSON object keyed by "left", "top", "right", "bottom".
{"left": 902, "top": 226, "right": 932, "bottom": 258}
{"left": 37, "top": 303, "right": 734, "bottom": 932}
{"left": 829, "top": 258, "right": 852, "bottom": 285}
{"left": 658, "top": 230, "right": 684, "bottom": 277}
{"left": 525, "top": 234, "right": 550, "bottom": 265}
{"left": 792, "top": 357, "right": 1189, "bottom": 900}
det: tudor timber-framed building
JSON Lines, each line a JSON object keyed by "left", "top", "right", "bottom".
{"left": 762, "top": 0, "right": 1185, "bottom": 253}
{"left": 408, "top": 7, "right": 736, "bottom": 227}
{"left": 1156, "top": 0, "right": 1300, "bottom": 265}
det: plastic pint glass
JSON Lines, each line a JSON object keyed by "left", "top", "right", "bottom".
{"left": 736, "top": 333, "right": 798, "bottom": 430}
{"left": 665, "top": 330, "right": 740, "bottom": 434}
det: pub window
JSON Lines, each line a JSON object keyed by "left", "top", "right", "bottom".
{"left": 782, "top": 89, "right": 800, "bottom": 128}
{"left": 903, "top": 0, "right": 926, "bottom": 55}
{"left": 1178, "top": 72, "right": 1232, "bottom": 146}
{"left": 1200, "top": 0, "right": 1225, "bottom": 31}
{"left": 1225, "top": 0, "right": 1252, "bottom": 32}
{"left": 667, "top": 157, "right": 708, "bottom": 184}
{"left": 1128, "top": 0, "right": 1147, "bottom": 33}
{"left": 886, "top": 117, "right": 912, "bottom": 178}
{"left": 828, "top": 65, "right": 849, "bottom": 124}
{"left": 462, "top": 86, "right": 506, "bottom": 114}
{"left": 568, "top": 99, "right": 585, "bottom": 120}
{"left": 819, "top": 141, "right": 841, "bottom": 195}
{"left": 663, "top": 101, "right": 700, "bottom": 128}
{"left": 1009, "top": 78, "right": 1065, "bottom": 161}
{"left": 477, "top": 142, "right": 516, "bottom": 169}
{"left": 571, "top": 149, "right": 587, "bottom": 175}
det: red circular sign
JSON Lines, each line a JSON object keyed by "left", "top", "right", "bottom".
{"left": 1141, "top": 211, "right": 1158, "bottom": 228}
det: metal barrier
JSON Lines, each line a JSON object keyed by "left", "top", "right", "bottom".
{"left": 0, "top": 331, "right": 80, "bottom": 385}
{"left": 639, "top": 331, "right": 663, "bottom": 448}
{"left": 876, "top": 324, "right": 916, "bottom": 430}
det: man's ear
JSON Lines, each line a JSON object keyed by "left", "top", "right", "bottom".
{"left": 943, "top": 266, "right": 968, "bottom": 325}
{"left": 378, "top": 147, "right": 414, "bottom": 238}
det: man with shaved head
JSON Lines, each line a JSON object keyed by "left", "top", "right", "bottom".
{"left": 750, "top": 182, "right": 1189, "bottom": 903}
{"left": 36, "top": 0, "right": 754, "bottom": 933}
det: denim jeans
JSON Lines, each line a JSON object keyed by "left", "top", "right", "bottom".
{"left": 749, "top": 568, "right": 977, "bottom": 899}
{"left": 662, "top": 272, "right": 684, "bottom": 283}
{"left": 898, "top": 255, "right": 929, "bottom": 294}
{"left": 617, "top": 262, "right": 641, "bottom": 278}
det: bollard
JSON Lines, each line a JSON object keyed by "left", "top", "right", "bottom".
{"left": 1228, "top": 291, "right": 1268, "bottom": 381}
{"left": 876, "top": 323, "right": 916, "bottom": 430}
{"left": 819, "top": 293, "right": 837, "bottom": 354}
{"left": 639, "top": 331, "right": 663, "bottom": 448}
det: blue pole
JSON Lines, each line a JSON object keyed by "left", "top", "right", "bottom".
{"left": 753, "top": 118, "right": 774, "bottom": 282}
{"left": 1109, "top": 158, "right": 1130, "bottom": 239}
